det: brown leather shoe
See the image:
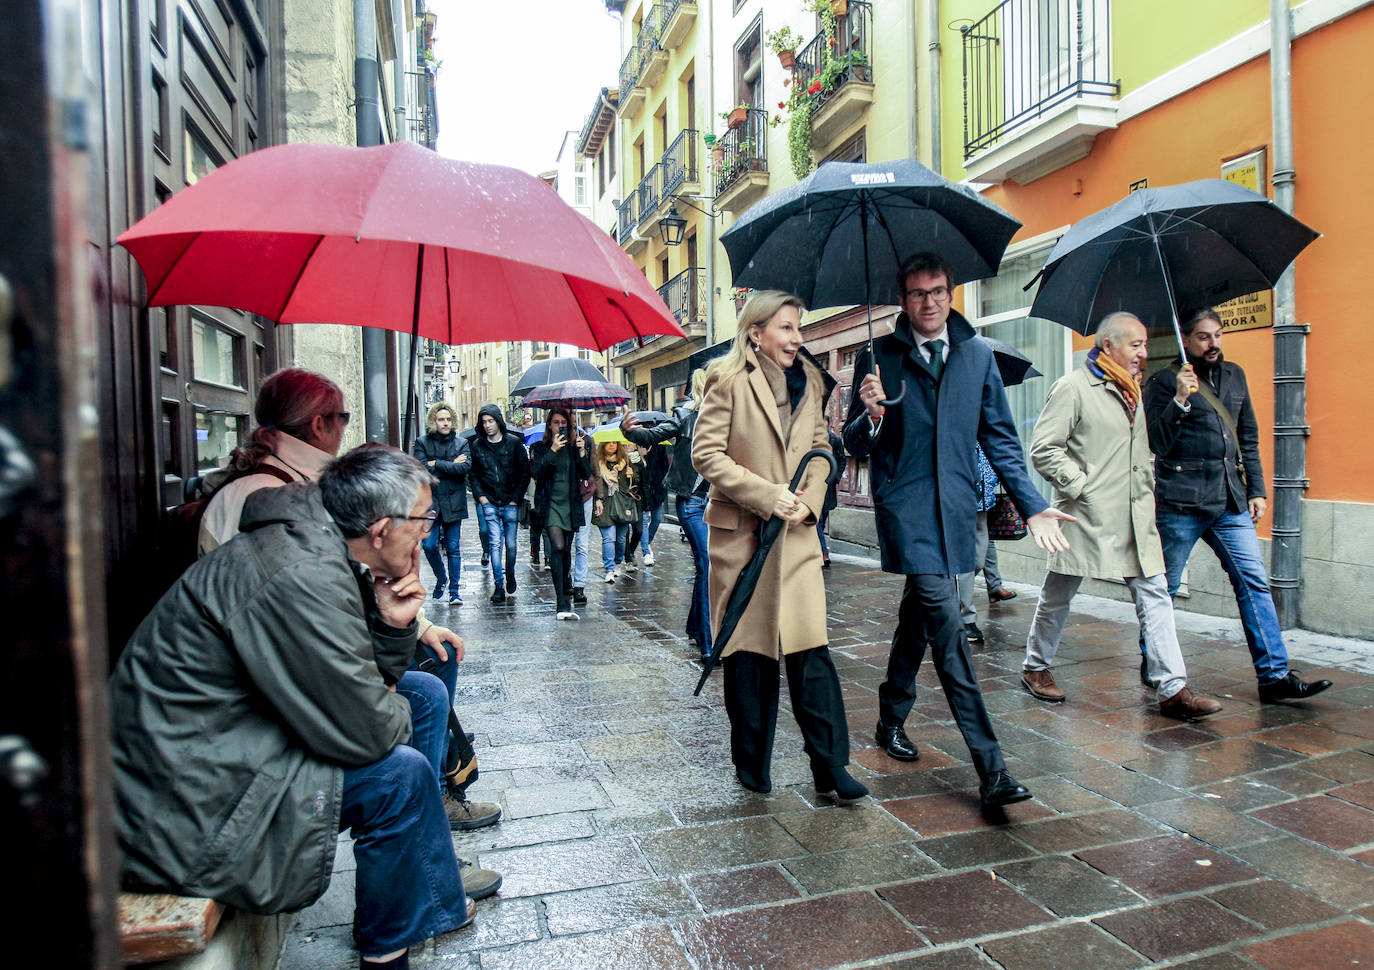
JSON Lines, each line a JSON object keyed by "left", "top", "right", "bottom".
{"left": 1159, "top": 686, "right": 1223, "bottom": 721}
{"left": 1021, "top": 668, "right": 1065, "bottom": 703}
{"left": 989, "top": 587, "right": 1018, "bottom": 602}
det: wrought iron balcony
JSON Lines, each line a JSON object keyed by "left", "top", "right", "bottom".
{"left": 636, "top": 163, "right": 661, "bottom": 225}
{"left": 961, "top": 0, "right": 1118, "bottom": 159}
{"left": 712, "top": 109, "right": 767, "bottom": 197}
{"left": 657, "top": 267, "right": 706, "bottom": 327}
{"left": 618, "top": 195, "right": 638, "bottom": 243}
{"left": 794, "top": 1, "right": 873, "bottom": 115}
{"left": 618, "top": 3, "right": 666, "bottom": 105}
{"left": 618, "top": 43, "right": 643, "bottom": 107}
{"left": 660, "top": 128, "right": 700, "bottom": 199}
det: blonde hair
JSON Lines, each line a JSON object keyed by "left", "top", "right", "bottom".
{"left": 595, "top": 440, "right": 626, "bottom": 483}
{"left": 703, "top": 290, "right": 806, "bottom": 392}
{"left": 425, "top": 401, "right": 456, "bottom": 433}
{"left": 689, "top": 366, "right": 708, "bottom": 403}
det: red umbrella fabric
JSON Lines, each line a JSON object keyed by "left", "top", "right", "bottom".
{"left": 116, "top": 141, "right": 684, "bottom": 351}
{"left": 519, "top": 380, "right": 632, "bottom": 410}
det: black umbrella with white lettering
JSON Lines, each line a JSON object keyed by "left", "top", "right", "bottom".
{"left": 720, "top": 158, "right": 1021, "bottom": 404}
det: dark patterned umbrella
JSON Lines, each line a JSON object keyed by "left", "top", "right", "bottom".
{"left": 511, "top": 357, "right": 609, "bottom": 395}
{"left": 520, "top": 379, "right": 631, "bottom": 410}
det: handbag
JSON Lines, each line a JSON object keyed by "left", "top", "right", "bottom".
{"left": 987, "top": 492, "right": 1027, "bottom": 541}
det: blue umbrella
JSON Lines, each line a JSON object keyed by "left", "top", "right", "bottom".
{"left": 523, "top": 423, "right": 545, "bottom": 444}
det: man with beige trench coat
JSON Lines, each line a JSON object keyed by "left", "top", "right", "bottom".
{"left": 1020, "top": 313, "right": 1223, "bottom": 720}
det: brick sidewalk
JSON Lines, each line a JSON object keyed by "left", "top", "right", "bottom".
{"left": 284, "top": 524, "right": 1374, "bottom": 969}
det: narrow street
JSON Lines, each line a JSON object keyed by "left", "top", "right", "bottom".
{"left": 284, "top": 524, "right": 1374, "bottom": 969}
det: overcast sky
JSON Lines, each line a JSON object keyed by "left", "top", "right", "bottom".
{"left": 430, "top": 1, "right": 623, "bottom": 175}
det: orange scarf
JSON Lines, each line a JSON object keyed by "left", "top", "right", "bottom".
{"left": 1087, "top": 346, "right": 1141, "bottom": 417}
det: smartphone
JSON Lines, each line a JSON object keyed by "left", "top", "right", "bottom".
{"left": 558, "top": 430, "right": 569, "bottom": 443}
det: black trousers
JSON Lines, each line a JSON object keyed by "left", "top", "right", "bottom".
{"left": 878, "top": 574, "right": 1005, "bottom": 778}
{"left": 544, "top": 525, "right": 572, "bottom": 612}
{"left": 723, "top": 645, "right": 850, "bottom": 790}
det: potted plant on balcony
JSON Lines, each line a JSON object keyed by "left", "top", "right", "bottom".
{"left": 767, "top": 26, "right": 800, "bottom": 70}
{"left": 704, "top": 132, "right": 725, "bottom": 166}
{"left": 722, "top": 103, "right": 750, "bottom": 130}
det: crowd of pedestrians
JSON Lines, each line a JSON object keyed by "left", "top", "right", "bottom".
{"left": 106, "top": 251, "right": 1337, "bottom": 969}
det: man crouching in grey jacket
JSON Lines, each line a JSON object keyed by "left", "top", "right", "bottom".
{"left": 111, "top": 445, "right": 475, "bottom": 968}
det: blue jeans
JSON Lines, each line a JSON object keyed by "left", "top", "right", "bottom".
{"left": 1153, "top": 508, "right": 1289, "bottom": 684}
{"left": 573, "top": 495, "right": 592, "bottom": 587}
{"left": 421, "top": 517, "right": 462, "bottom": 595}
{"left": 480, "top": 502, "right": 519, "bottom": 588}
{"left": 677, "top": 494, "right": 711, "bottom": 655}
{"left": 641, "top": 502, "right": 664, "bottom": 554}
{"left": 599, "top": 522, "right": 628, "bottom": 572}
{"left": 342, "top": 672, "right": 466, "bottom": 956}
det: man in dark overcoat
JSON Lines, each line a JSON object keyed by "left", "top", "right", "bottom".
{"left": 843, "top": 252, "right": 1072, "bottom": 809}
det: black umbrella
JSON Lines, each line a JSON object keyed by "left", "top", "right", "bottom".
{"left": 1026, "top": 179, "right": 1319, "bottom": 357}
{"left": 694, "top": 448, "right": 840, "bottom": 696}
{"left": 720, "top": 158, "right": 1022, "bottom": 405}
{"left": 978, "top": 335, "right": 1041, "bottom": 387}
{"left": 511, "top": 357, "right": 608, "bottom": 395}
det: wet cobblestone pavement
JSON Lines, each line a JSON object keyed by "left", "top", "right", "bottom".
{"left": 284, "top": 526, "right": 1374, "bottom": 969}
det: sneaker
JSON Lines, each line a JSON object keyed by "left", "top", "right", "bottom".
{"left": 1159, "top": 686, "right": 1223, "bottom": 721}
{"left": 965, "top": 622, "right": 985, "bottom": 642}
{"left": 443, "top": 792, "right": 502, "bottom": 831}
{"left": 457, "top": 857, "right": 502, "bottom": 900}
{"left": 449, "top": 591, "right": 463, "bottom": 605}
{"left": 643, "top": 549, "right": 655, "bottom": 566}
{"left": 481, "top": 552, "right": 489, "bottom": 566}
{"left": 556, "top": 610, "right": 580, "bottom": 621}
{"left": 621, "top": 560, "right": 638, "bottom": 573}
{"left": 605, "top": 570, "right": 616, "bottom": 584}
{"left": 489, "top": 589, "right": 507, "bottom": 604}
{"left": 432, "top": 582, "right": 445, "bottom": 600}
{"left": 572, "top": 587, "right": 587, "bottom": 606}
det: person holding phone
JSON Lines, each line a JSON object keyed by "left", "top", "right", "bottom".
{"left": 529, "top": 408, "right": 591, "bottom": 620}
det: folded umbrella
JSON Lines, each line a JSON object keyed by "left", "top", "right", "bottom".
{"left": 695, "top": 448, "right": 840, "bottom": 696}
{"left": 1026, "top": 179, "right": 1319, "bottom": 356}
{"left": 977, "top": 335, "right": 1041, "bottom": 387}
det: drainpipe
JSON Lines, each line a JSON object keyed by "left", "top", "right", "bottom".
{"left": 704, "top": 0, "right": 715, "bottom": 347}
{"left": 926, "top": 2, "right": 941, "bottom": 173}
{"left": 392, "top": 0, "right": 406, "bottom": 142}
{"left": 355, "top": 0, "right": 389, "bottom": 442}
{"left": 1269, "top": 0, "right": 1305, "bottom": 628}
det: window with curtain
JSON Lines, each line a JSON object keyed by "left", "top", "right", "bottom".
{"left": 967, "top": 238, "right": 1066, "bottom": 502}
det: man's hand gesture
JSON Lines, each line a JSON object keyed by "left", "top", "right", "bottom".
{"left": 1026, "top": 508, "right": 1076, "bottom": 553}
{"left": 374, "top": 545, "right": 426, "bottom": 629}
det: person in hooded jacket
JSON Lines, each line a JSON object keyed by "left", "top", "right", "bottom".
{"left": 468, "top": 404, "right": 531, "bottom": 603}
{"left": 411, "top": 402, "right": 470, "bottom": 605}
{"left": 529, "top": 407, "right": 591, "bottom": 619}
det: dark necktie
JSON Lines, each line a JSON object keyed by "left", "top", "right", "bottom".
{"left": 926, "top": 338, "right": 945, "bottom": 381}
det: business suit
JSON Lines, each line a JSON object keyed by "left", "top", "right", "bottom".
{"left": 844, "top": 308, "right": 1048, "bottom": 779}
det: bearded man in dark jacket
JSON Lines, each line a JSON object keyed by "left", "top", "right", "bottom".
{"left": 111, "top": 446, "right": 476, "bottom": 968}
{"left": 468, "top": 403, "right": 530, "bottom": 602}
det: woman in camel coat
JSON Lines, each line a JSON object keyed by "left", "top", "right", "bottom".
{"left": 692, "top": 290, "right": 866, "bottom": 802}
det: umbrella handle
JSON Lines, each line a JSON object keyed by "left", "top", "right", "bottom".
{"left": 881, "top": 381, "right": 907, "bottom": 407}
{"left": 789, "top": 447, "right": 840, "bottom": 493}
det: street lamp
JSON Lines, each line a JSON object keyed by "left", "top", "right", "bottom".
{"left": 658, "top": 195, "right": 716, "bottom": 247}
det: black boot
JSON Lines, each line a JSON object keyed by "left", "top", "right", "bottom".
{"left": 812, "top": 761, "right": 868, "bottom": 804}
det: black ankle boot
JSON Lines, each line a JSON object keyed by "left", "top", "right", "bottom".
{"left": 813, "top": 762, "right": 868, "bottom": 804}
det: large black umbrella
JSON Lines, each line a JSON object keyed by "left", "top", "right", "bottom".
{"left": 511, "top": 357, "right": 608, "bottom": 395}
{"left": 694, "top": 448, "right": 840, "bottom": 696}
{"left": 1026, "top": 179, "right": 1319, "bottom": 356}
{"left": 720, "top": 158, "right": 1022, "bottom": 404}
{"left": 978, "top": 335, "right": 1041, "bottom": 387}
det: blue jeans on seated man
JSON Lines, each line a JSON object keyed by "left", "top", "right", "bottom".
{"left": 421, "top": 517, "right": 462, "bottom": 596}
{"left": 480, "top": 502, "right": 519, "bottom": 589}
{"left": 677, "top": 494, "right": 712, "bottom": 657}
{"left": 1145, "top": 508, "right": 1289, "bottom": 685}
{"left": 344, "top": 671, "right": 466, "bottom": 956}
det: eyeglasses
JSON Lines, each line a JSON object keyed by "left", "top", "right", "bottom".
{"left": 905, "top": 286, "right": 950, "bottom": 303}
{"left": 332, "top": 412, "right": 352, "bottom": 426}
{"left": 396, "top": 510, "right": 439, "bottom": 534}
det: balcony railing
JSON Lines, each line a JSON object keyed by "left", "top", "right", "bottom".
{"left": 618, "top": 195, "right": 638, "bottom": 242}
{"left": 712, "top": 108, "right": 767, "bottom": 196}
{"left": 611, "top": 333, "right": 663, "bottom": 357}
{"left": 618, "top": 3, "right": 666, "bottom": 103}
{"left": 794, "top": 1, "right": 872, "bottom": 114}
{"left": 657, "top": 267, "right": 706, "bottom": 327}
{"left": 636, "top": 163, "right": 661, "bottom": 224}
{"left": 660, "top": 128, "right": 699, "bottom": 198}
{"left": 961, "top": 0, "right": 1117, "bottom": 158}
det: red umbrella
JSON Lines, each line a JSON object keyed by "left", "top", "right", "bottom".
{"left": 116, "top": 140, "right": 684, "bottom": 350}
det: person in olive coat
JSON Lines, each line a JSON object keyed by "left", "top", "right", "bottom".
{"left": 529, "top": 407, "right": 591, "bottom": 619}
{"left": 412, "top": 402, "right": 470, "bottom": 604}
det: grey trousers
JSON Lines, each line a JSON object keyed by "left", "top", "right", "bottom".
{"left": 1024, "top": 571, "right": 1188, "bottom": 700}
{"left": 956, "top": 511, "right": 992, "bottom": 625}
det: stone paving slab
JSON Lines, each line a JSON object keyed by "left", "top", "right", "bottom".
{"left": 283, "top": 526, "right": 1374, "bottom": 969}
